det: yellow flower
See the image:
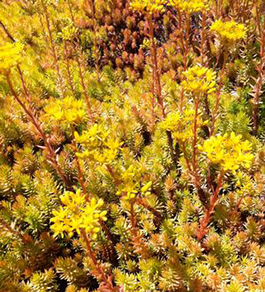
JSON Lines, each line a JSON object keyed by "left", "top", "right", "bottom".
{"left": 182, "top": 65, "right": 217, "bottom": 96}
{"left": 75, "top": 124, "right": 122, "bottom": 164}
{"left": 45, "top": 96, "right": 87, "bottom": 124}
{"left": 130, "top": 0, "right": 167, "bottom": 14}
{"left": 199, "top": 132, "right": 254, "bottom": 172}
{"left": 0, "top": 42, "right": 24, "bottom": 71}
{"left": 169, "top": 0, "right": 211, "bottom": 13}
{"left": 50, "top": 190, "right": 107, "bottom": 239}
{"left": 161, "top": 108, "right": 207, "bottom": 142}
{"left": 116, "top": 165, "right": 151, "bottom": 201}
{"left": 117, "top": 185, "right": 138, "bottom": 200}
{"left": 210, "top": 20, "right": 246, "bottom": 44}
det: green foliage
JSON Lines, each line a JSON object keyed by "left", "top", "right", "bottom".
{"left": 0, "top": 0, "right": 264, "bottom": 291}
{"left": 21, "top": 269, "right": 58, "bottom": 292}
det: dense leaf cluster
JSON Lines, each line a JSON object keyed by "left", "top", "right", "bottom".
{"left": 0, "top": 0, "right": 264, "bottom": 291}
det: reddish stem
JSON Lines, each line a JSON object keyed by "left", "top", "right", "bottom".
{"left": 81, "top": 229, "right": 116, "bottom": 291}
{"left": 174, "top": 10, "right": 188, "bottom": 112}
{"left": 130, "top": 202, "right": 137, "bottom": 236}
{"left": 210, "top": 52, "right": 228, "bottom": 136}
{"left": 40, "top": 0, "right": 64, "bottom": 93}
{"left": 201, "top": 12, "right": 207, "bottom": 66}
{"left": 252, "top": 7, "right": 265, "bottom": 136}
{"left": 136, "top": 197, "right": 162, "bottom": 220}
{"left": 89, "top": 0, "right": 100, "bottom": 82}
{"left": 73, "top": 45, "right": 95, "bottom": 122}
{"left": 106, "top": 164, "right": 120, "bottom": 187}
{"left": 197, "top": 170, "right": 225, "bottom": 241}
{"left": 70, "top": 124, "right": 87, "bottom": 194}
{"left": 147, "top": 14, "right": 165, "bottom": 118}
{"left": 192, "top": 98, "right": 199, "bottom": 175}
{"left": 64, "top": 41, "right": 76, "bottom": 96}
{"left": 6, "top": 74, "right": 72, "bottom": 189}
{"left": 148, "top": 13, "right": 177, "bottom": 165}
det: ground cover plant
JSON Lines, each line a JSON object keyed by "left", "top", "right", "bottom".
{"left": 0, "top": 0, "right": 265, "bottom": 291}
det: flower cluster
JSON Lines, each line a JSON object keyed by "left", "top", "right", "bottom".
{"left": 116, "top": 165, "right": 152, "bottom": 200}
{"left": 58, "top": 24, "right": 78, "bottom": 41}
{"left": 161, "top": 108, "right": 207, "bottom": 142}
{"left": 130, "top": 0, "right": 167, "bottom": 14}
{"left": 0, "top": 42, "right": 24, "bottom": 72}
{"left": 182, "top": 65, "right": 217, "bottom": 96}
{"left": 50, "top": 189, "right": 107, "bottom": 239}
{"left": 199, "top": 132, "right": 254, "bottom": 172}
{"left": 169, "top": 0, "right": 211, "bottom": 13}
{"left": 75, "top": 124, "right": 122, "bottom": 164}
{"left": 210, "top": 20, "right": 246, "bottom": 44}
{"left": 44, "top": 96, "right": 86, "bottom": 124}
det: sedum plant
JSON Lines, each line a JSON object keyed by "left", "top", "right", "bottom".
{"left": 200, "top": 132, "right": 254, "bottom": 172}
{"left": 181, "top": 65, "right": 217, "bottom": 96}
{"left": 0, "top": 0, "right": 264, "bottom": 292}
{"left": 210, "top": 19, "right": 246, "bottom": 45}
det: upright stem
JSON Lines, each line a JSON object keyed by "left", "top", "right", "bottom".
{"left": 80, "top": 230, "right": 116, "bottom": 291}
{"left": 185, "top": 13, "right": 190, "bottom": 54}
{"left": 192, "top": 99, "right": 199, "bottom": 172}
{"left": 148, "top": 14, "right": 178, "bottom": 165}
{"left": 17, "top": 66, "right": 31, "bottom": 103}
{"left": 148, "top": 14, "right": 165, "bottom": 117}
{"left": 176, "top": 11, "right": 188, "bottom": 72}
{"left": 106, "top": 164, "right": 120, "bottom": 187}
{"left": 192, "top": 98, "right": 200, "bottom": 184}
{"left": 150, "top": 76, "right": 157, "bottom": 123}
{"left": 130, "top": 202, "right": 137, "bottom": 236}
{"left": 40, "top": 0, "right": 64, "bottom": 94}
{"left": 136, "top": 197, "right": 162, "bottom": 220}
{"left": 38, "top": 14, "right": 50, "bottom": 51}
{"left": 0, "top": 20, "right": 15, "bottom": 42}
{"left": 210, "top": 52, "right": 228, "bottom": 135}
{"left": 197, "top": 169, "right": 225, "bottom": 240}
{"left": 166, "top": 131, "right": 178, "bottom": 166}
{"left": 67, "top": 0, "right": 75, "bottom": 22}
{"left": 64, "top": 41, "right": 76, "bottom": 96}
{"left": 5, "top": 74, "right": 72, "bottom": 189}
{"left": 201, "top": 12, "right": 207, "bottom": 66}
{"left": 66, "top": 0, "right": 95, "bottom": 121}
{"left": 175, "top": 11, "right": 188, "bottom": 112}
{"left": 70, "top": 124, "right": 86, "bottom": 194}
{"left": 252, "top": 7, "right": 265, "bottom": 136}
{"left": 129, "top": 201, "right": 150, "bottom": 258}
{"left": 215, "top": 0, "right": 220, "bottom": 18}
{"left": 89, "top": 0, "right": 100, "bottom": 82}
{"left": 74, "top": 45, "right": 95, "bottom": 122}
{"left": 181, "top": 141, "right": 193, "bottom": 174}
